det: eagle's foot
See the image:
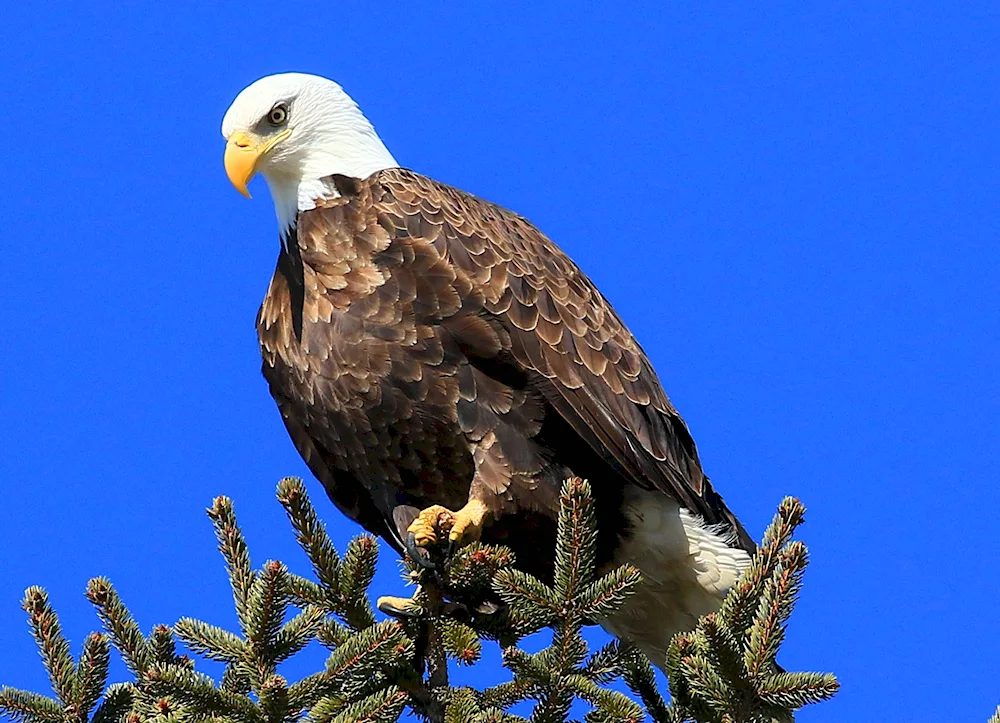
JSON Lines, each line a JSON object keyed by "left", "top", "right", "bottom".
{"left": 405, "top": 500, "right": 488, "bottom": 566}
{"left": 376, "top": 594, "right": 423, "bottom": 619}
{"left": 407, "top": 505, "right": 456, "bottom": 548}
{"left": 377, "top": 591, "right": 471, "bottom": 621}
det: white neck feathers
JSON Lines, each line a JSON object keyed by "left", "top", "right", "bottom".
{"left": 268, "top": 123, "right": 397, "bottom": 240}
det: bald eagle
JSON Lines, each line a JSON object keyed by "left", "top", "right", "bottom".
{"left": 221, "top": 73, "right": 754, "bottom": 667}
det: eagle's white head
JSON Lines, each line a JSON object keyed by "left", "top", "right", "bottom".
{"left": 221, "top": 73, "right": 398, "bottom": 237}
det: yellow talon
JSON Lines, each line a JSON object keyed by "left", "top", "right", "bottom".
{"left": 406, "top": 500, "right": 489, "bottom": 549}
{"left": 407, "top": 505, "right": 454, "bottom": 547}
{"left": 448, "top": 499, "right": 488, "bottom": 544}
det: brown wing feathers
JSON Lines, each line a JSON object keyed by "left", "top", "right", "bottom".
{"left": 371, "top": 169, "right": 750, "bottom": 546}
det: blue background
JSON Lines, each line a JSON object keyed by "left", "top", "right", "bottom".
{"left": 1, "top": 3, "right": 997, "bottom": 721}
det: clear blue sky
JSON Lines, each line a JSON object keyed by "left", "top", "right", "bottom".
{"left": 1, "top": 3, "right": 997, "bottom": 721}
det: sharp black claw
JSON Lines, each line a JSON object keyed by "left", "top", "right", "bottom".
{"left": 406, "top": 532, "right": 436, "bottom": 570}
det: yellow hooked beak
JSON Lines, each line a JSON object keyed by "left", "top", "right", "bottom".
{"left": 223, "top": 129, "right": 291, "bottom": 198}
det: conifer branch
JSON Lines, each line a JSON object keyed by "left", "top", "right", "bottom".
{"left": 221, "top": 664, "right": 252, "bottom": 697}
{"left": 581, "top": 640, "right": 624, "bottom": 685}
{"left": 744, "top": 541, "right": 807, "bottom": 678}
{"left": 87, "top": 683, "right": 133, "bottom": 723}
{"left": 207, "top": 496, "right": 256, "bottom": 629}
{"left": 257, "top": 673, "right": 292, "bottom": 723}
{"left": 473, "top": 479, "right": 651, "bottom": 721}
{"left": 143, "top": 664, "right": 259, "bottom": 722}
{"left": 755, "top": 672, "right": 840, "bottom": 709}
{"left": 277, "top": 478, "right": 341, "bottom": 592}
{"left": 491, "top": 570, "right": 559, "bottom": 635}
{"left": 440, "top": 619, "right": 481, "bottom": 666}
{"left": 0, "top": 688, "right": 67, "bottom": 723}
{"left": 442, "top": 687, "right": 481, "bottom": 723}
{"left": 575, "top": 565, "right": 644, "bottom": 623}
{"left": 147, "top": 625, "right": 183, "bottom": 667}
{"left": 443, "top": 544, "right": 516, "bottom": 600}
{"left": 659, "top": 498, "right": 838, "bottom": 723}
{"left": 84, "top": 579, "right": 203, "bottom": 723}
{"left": 314, "top": 687, "right": 408, "bottom": 723}
{"left": 4, "top": 586, "right": 146, "bottom": 723}
{"left": 21, "top": 588, "right": 77, "bottom": 709}
{"left": 270, "top": 606, "right": 326, "bottom": 663}
{"left": 173, "top": 619, "right": 247, "bottom": 663}
{"left": 336, "top": 537, "right": 378, "bottom": 629}
{"left": 243, "top": 560, "right": 290, "bottom": 681}
{"left": 75, "top": 633, "right": 111, "bottom": 718}
{"left": 1, "top": 480, "right": 837, "bottom": 723}
{"left": 719, "top": 499, "right": 801, "bottom": 648}
{"left": 564, "top": 673, "right": 644, "bottom": 721}
{"left": 617, "top": 647, "right": 674, "bottom": 723}
{"left": 553, "top": 479, "right": 599, "bottom": 602}
{"left": 84, "top": 579, "right": 152, "bottom": 677}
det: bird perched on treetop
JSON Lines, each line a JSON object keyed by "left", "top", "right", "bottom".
{"left": 221, "top": 72, "right": 755, "bottom": 668}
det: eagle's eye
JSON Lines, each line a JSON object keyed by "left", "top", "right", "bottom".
{"left": 267, "top": 103, "right": 289, "bottom": 126}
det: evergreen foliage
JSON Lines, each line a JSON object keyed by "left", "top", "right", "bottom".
{"left": 1, "top": 478, "right": 848, "bottom": 723}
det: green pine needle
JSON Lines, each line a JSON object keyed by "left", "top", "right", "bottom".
{"left": 148, "top": 625, "right": 182, "bottom": 667}
{"left": 244, "top": 560, "right": 290, "bottom": 667}
{"left": 491, "top": 570, "right": 559, "bottom": 635}
{"left": 207, "top": 496, "right": 256, "bottom": 631}
{"left": 719, "top": 498, "right": 803, "bottom": 648}
{"left": 316, "top": 687, "right": 407, "bottom": 723}
{"left": 443, "top": 687, "right": 482, "bottom": 723}
{"left": 173, "top": 618, "right": 247, "bottom": 663}
{"left": 144, "top": 664, "right": 258, "bottom": 723}
{"left": 336, "top": 537, "right": 378, "bottom": 628}
{"left": 745, "top": 542, "right": 807, "bottom": 678}
{"left": 618, "top": 647, "right": 673, "bottom": 723}
{"left": 441, "top": 620, "right": 482, "bottom": 667}
{"left": 84, "top": 578, "right": 152, "bottom": 677}
{"left": 315, "top": 619, "right": 353, "bottom": 650}
{"left": 564, "top": 674, "right": 643, "bottom": 722}
{"left": 316, "top": 621, "right": 411, "bottom": 704}
{"left": 661, "top": 497, "right": 839, "bottom": 722}
{"left": 480, "top": 680, "right": 534, "bottom": 712}
{"left": 75, "top": 633, "right": 111, "bottom": 716}
{"left": 277, "top": 477, "right": 341, "bottom": 593}
{"left": 756, "top": 672, "right": 840, "bottom": 708}
{"left": 271, "top": 606, "right": 326, "bottom": 664}
{"left": 677, "top": 654, "right": 732, "bottom": 716}
{"left": 286, "top": 574, "right": 326, "bottom": 609}
{"left": 221, "top": 665, "right": 252, "bottom": 697}
{"left": 444, "top": 543, "right": 516, "bottom": 600}
{"left": 88, "top": 683, "right": 134, "bottom": 723}
{"left": 21, "top": 588, "right": 77, "bottom": 708}
{"left": 581, "top": 641, "right": 623, "bottom": 685}
{"left": 553, "top": 478, "right": 598, "bottom": 601}
{"left": 575, "top": 565, "right": 643, "bottom": 622}
{"left": 0, "top": 687, "right": 66, "bottom": 723}
{"left": 257, "top": 674, "right": 292, "bottom": 723}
